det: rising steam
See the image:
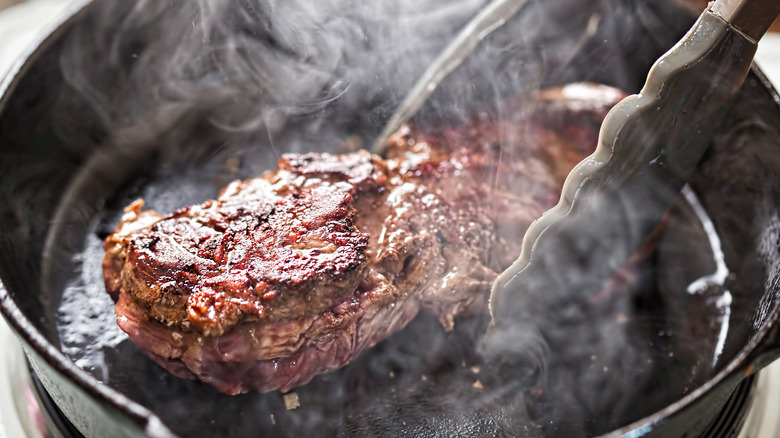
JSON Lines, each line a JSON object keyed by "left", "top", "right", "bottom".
{"left": 58, "top": 0, "right": 497, "bottom": 151}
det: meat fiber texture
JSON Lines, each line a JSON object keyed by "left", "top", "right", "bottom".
{"left": 102, "top": 83, "right": 626, "bottom": 394}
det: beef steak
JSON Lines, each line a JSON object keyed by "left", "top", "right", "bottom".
{"left": 102, "top": 83, "right": 625, "bottom": 394}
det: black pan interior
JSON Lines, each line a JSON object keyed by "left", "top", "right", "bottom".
{"left": 2, "top": 0, "right": 780, "bottom": 437}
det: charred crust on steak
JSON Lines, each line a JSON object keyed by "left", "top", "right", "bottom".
{"left": 105, "top": 161, "right": 375, "bottom": 336}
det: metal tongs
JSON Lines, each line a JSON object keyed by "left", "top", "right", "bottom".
{"left": 486, "top": 0, "right": 780, "bottom": 354}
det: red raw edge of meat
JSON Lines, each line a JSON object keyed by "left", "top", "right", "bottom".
{"left": 114, "top": 272, "right": 420, "bottom": 394}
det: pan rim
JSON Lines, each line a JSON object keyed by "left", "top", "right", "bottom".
{"left": 0, "top": 0, "right": 172, "bottom": 435}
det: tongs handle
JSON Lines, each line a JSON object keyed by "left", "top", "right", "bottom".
{"left": 713, "top": 0, "right": 780, "bottom": 42}
{"left": 486, "top": 0, "right": 780, "bottom": 355}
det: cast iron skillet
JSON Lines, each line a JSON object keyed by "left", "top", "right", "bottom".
{"left": 2, "top": 0, "right": 780, "bottom": 437}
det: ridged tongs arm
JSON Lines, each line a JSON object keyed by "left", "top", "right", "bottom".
{"left": 486, "top": 0, "right": 780, "bottom": 355}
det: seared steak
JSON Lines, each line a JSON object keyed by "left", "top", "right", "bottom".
{"left": 103, "top": 83, "right": 625, "bottom": 394}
